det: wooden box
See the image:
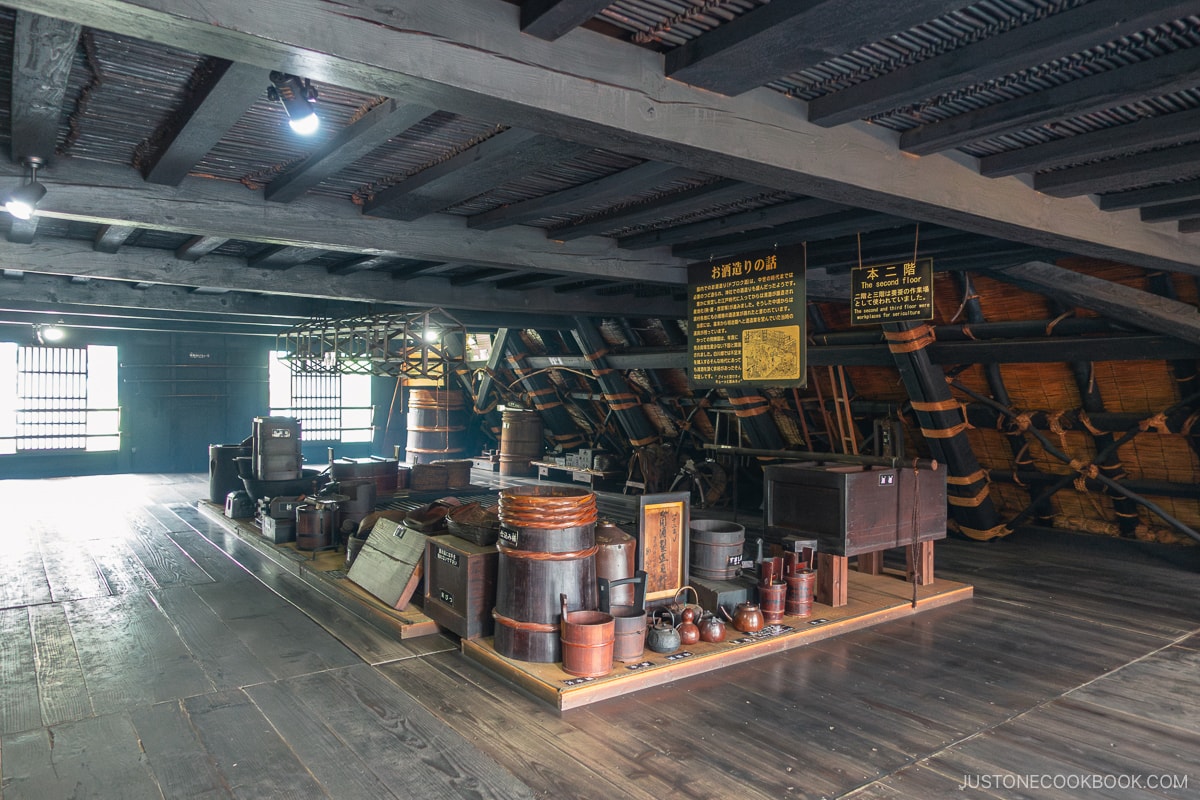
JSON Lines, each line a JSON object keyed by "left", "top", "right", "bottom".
{"left": 423, "top": 534, "right": 498, "bottom": 640}
{"left": 690, "top": 574, "right": 755, "bottom": 617}
{"left": 764, "top": 464, "right": 946, "bottom": 557}
{"left": 260, "top": 516, "right": 295, "bottom": 544}
{"left": 347, "top": 518, "right": 426, "bottom": 609}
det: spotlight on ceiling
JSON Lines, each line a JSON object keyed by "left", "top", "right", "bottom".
{"left": 268, "top": 72, "right": 320, "bottom": 135}
{"left": 34, "top": 323, "right": 65, "bottom": 345}
{"left": 5, "top": 156, "right": 47, "bottom": 220}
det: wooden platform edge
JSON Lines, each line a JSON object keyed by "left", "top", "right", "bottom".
{"left": 194, "top": 501, "right": 441, "bottom": 640}
{"left": 463, "top": 578, "right": 973, "bottom": 710}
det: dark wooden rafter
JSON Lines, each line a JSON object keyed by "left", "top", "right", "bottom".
{"left": 1034, "top": 141, "right": 1200, "bottom": 198}
{"left": 519, "top": 0, "right": 612, "bottom": 41}
{"left": 900, "top": 46, "right": 1200, "bottom": 156}
{"left": 363, "top": 129, "right": 590, "bottom": 221}
{"left": 665, "top": 0, "right": 967, "bottom": 96}
{"left": 1140, "top": 199, "right": 1200, "bottom": 223}
{"left": 884, "top": 320, "right": 1004, "bottom": 539}
{"left": 673, "top": 210, "right": 909, "bottom": 260}
{"left": 724, "top": 388, "right": 787, "bottom": 451}
{"left": 989, "top": 261, "right": 1200, "bottom": 345}
{"left": 92, "top": 224, "right": 137, "bottom": 254}
{"left": 6, "top": 217, "right": 38, "bottom": 244}
{"left": 553, "top": 279, "right": 613, "bottom": 293}
{"left": 141, "top": 59, "right": 268, "bottom": 185}
{"left": 471, "top": 326, "right": 509, "bottom": 417}
{"left": 807, "top": 302, "right": 869, "bottom": 451}
{"left": 570, "top": 316, "right": 659, "bottom": 448}
{"left": 10, "top": 11, "right": 79, "bottom": 162}
{"left": 467, "top": 162, "right": 690, "bottom": 231}
{"left": 808, "top": 0, "right": 1198, "bottom": 128}
{"left": 326, "top": 254, "right": 394, "bottom": 275}
{"left": 387, "top": 261, "right": 456, "bottom": 279}
{"left": 502, "top": 333, "right": 586, "bottom": 449}
{"left": 1097, "top": 178, "right": 1200, "bottom": 211}
{"left": 549, "top": 179, "right": 756, "bottom": 242}
{"left": 174, "top": 235, "right": 227, "bottom": 262}
{"left": 618, "top": 197, "right": 849, "bottom": 250}
{"left": 981, "top": 107, "right": 1200, "bottom": 179}
{"left": 266, "top": 101, "right": 436, "bottom": 203}
{"left": 247, "top": 245, "right": 325, "bottom": 270}
{"left": 1180, "top": 217, "right": 1200, "bottom": 234}
{"left": 448, "top": 267, "right": 512, "bottom": 286}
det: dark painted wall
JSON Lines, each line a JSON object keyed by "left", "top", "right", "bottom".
{"left": 0, "top": 329, "right": 393, "bottom": 480}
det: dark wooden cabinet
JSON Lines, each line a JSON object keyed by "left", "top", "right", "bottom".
{"left": 423, "top": 534, "right": 498, "bottom": 640}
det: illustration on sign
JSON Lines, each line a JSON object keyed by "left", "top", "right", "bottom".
{"left": 850, "top": 258, "right": 934, "bottom": 325}
{"left": 742, "top": 325, "right": 801, "bottom": 381}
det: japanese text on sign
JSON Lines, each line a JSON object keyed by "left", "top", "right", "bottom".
{"left": 687, "top": 247, "right": 806, "bottom": 388}
{"left": 850, "top": 258, "right": 934, "bottom": 325}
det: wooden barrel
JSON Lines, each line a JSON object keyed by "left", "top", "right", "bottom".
{"left": 252, "top": 416, "right": 301, "bottom": 480}
{"left": 337, "top": 479, "right": 376, "bottom": 535}
{"left": 493, "top": 487, "right": 598, "bottom": 663}
{"left": 595, "top": 522, "right": 636, "bottom": 606}
{"left": 758, "top": 582, "right": 786, "bottom": 624}
{"left": 208, "top": 444, "right": 249, "bottom": 503}
{"left": 368, "top": 456, "right": 399, "bottom": 494}
{"left": 689, "top": 519, "right": 746, "bottom": 580}
{"left": 785, "top": 569, "right": 815, "bottom": 617}
{"left": 406, "top": 389, "right": 467, "bottom": 464}
{"left": 296, "top": 503, "right": 338, "bottom": 551}
{"left": 396, "top": 465, "right": 411, "bottom": 490}
{"left": 498, "top": 409, "right": 543, "bottom": 477}
{"left": 560, "top": 595, "right": 614, "bottom": 678}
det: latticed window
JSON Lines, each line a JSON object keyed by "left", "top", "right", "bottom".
{"left": 268, "top": 352, "right": 372, "bottom": 443}
{"left": 0, "top": 344, "right": 120, "bottom": 454}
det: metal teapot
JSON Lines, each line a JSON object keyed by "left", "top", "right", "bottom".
{"left": 698, "top": 611, "right": 726, "bottom": 643}
{"left": 646, "top": 609, "right": 681, "bottom": 654}
{"left": 676, "top": 606, "right": 700, "bottom": 645}
{"left": 721, "top": 602, "right": 764, "bottom": 633}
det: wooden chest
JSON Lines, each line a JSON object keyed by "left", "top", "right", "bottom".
{"left": 423, "top": 534, "right": 498, "bottom": 640}
{"left": 764, "top": 463, "right": 946, "bottom": 557}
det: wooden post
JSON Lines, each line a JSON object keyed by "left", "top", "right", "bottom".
{"left": 906, "top": 542, "right": 935, "bottom": 586}
{"left": 856, "top": 551, "right": 884, "bottom": 575}
{"left": 816, "top": 552, "right": 848, "bottom": 607}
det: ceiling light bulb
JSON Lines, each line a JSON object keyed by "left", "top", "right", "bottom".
{"left": 40, "top": 325, "right": 64, "bottom": 342}
{"left": 288, "top": 112, "right": 320, "bottom": 136}
{"left": 269, "top": 72, "right": 320, "bottom": 137}
{"left": 5, "top": 157, "right": 47, "bottom": 219}
{"left": 422, "top": 329, "right": 440, "bottom": 343}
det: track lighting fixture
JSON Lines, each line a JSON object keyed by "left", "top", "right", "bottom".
{"left": 267, "top": 72, "right": 320, "bottom": 135}
{"left": 5, "top": 156, "right": 47, "bottom": 220}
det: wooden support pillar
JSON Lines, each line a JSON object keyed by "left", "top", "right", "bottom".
{"left": 503, "top": 333, "right": 586, "bottom": 450}
{"left": 570, "top": 316, "right": 660, "bottom": 449}
{"left": 856, "top": 551, "right": 884, "bottom": 575}
{"left": 726, "top": 388, "right": 787, "bottom": 451}
{"left": 905, "top": 542, "right": 935, "bottom": 586}
{"left": 816, "top": 552, "right": 848, "bottom": 608}
{"left": 884, "top": 320, "right": 1005, "bottom": 540}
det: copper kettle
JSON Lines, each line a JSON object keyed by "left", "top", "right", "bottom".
{"left": 698, "top": 611, "right": 726, "bottom": 643}
{"left": 722, "top": 602, "right": 764, "bottom": 633}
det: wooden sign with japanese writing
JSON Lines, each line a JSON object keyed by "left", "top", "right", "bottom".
{"left": 850, "top": 258, "right": 934, "bottom": 325}
{"left": 636, "top": 491, "right": 690, "bottom": 604}
{"left": 687, "top": 246, "right": 806, "bottom": 388}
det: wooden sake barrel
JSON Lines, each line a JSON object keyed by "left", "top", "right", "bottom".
{"left": 208, "top": 444, "right": 249, "bottom": 503}
{"left": 689, "top": 519, "right": 746, "bottom": 580}
{"left": 493, "top": 486, "right": 598, "bottom": 663}
{"left": 560, "top": 595, "right": 614, "bottom": 678}
{"left": 498, "top": 409, "right": 543, "bottom": 477}
{"left": 595, "top": 521, "right": 636, "bottom": 606}
{"left": 296, "top": 503, "right": 338, "bottom": 551}
{"left": 406, "top": 389, "right": 468, "bottom": 464}
{"left": 337, "top": 479, "right": 376, "bottom": 535}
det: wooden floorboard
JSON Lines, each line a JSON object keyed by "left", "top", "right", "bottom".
{"left": 276, "top": 664, "right": 535, "bottom": 800}
{"left": 0, "top": 713, "right": 163, "bottom": 800}
{"left": 0, "top": 607, "right": 41, "bottom": 735}
{"left": 0, "top": 538, "right": 52, "bottom": 610}
{"left": 182, "top": 689, "right": 330, "bottom": 799}
{"left": 128, "top": 701, "right": 234, "bottom": 800}
{"left": 1066, "top": 645, "right": 1200, "bottom": 735}
{"left": 28, "top": 602, "right": 93, "bottom": 727}
{"left": 124, "top": 507, "right": 217, "bottom": 587}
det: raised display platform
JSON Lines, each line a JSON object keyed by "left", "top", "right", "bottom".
{"left": 463, "top": 570, "right": 972, "bottom": 710}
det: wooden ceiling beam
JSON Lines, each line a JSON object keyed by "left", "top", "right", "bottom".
{"left": 247, "top": 245, "right": 325, "bottom": 269}
{"left": 519, "top": 0, "right": 612, "bottom": 41}
{"left": 980, "top": 107, "right": 1200, "bottom": 179}
{"left": 174, "top": 234, "right": 228, "bottom": 261}
{"left": 809, "top": 1, "right": 1196, "bottom": 128}
{"left": 363, "top": 129, "right": 590, "bottom": 220}
{"left": 16, "top": 0, "right": 1200, "bottom": 274}
{"left": 10, "top": 12, "right": 79, "bottom": 162}
{"left": 6, "top": 217, "right": 38, "bottom": 244}
{"left": 92, "top": 224, "right": 138, "bottom": 254}
{"left": 266, "top": 100, "right": 436, "bottom": 203}
{"left": 618, "top": 197, "right": 849, "bottom": 250}
{"left": 448, "top": 267, "right": 511, "bottom": 286}
{"left": 665, "top": 0, "right": 966, "bottom": 96}
{"left": 551, "top": 179, "right": 757, "bottom": 241}
{"left": 1179, "top": 218, "right": 1200, "bottom": 235}
{"left": 990, "top": 260, "right": 1200, "bottom": 345}
{"left": 673, "top": 210, "right": 911, "bottom": 261}
{"left": 14, "top": 157, "right": 686, "bottom": 283}
{"left": 1140, "top": 199, "right": 1200, "bottom": 224}
{"left": 467, "top": 161, "right": 689, "bottom": 231}
{"left": 1034, "top": 141, "right": 1200, "bottom": 198}
{"left": 326, "top": 254, "right": 395, "bottom": 275}
{"left": 901, "top": 46, "right": 1200, "bottom": 156}
{"left": 141, "top": 59, "right": 268, "bottom": 185}
{"left": 1097, "top": 178, "right": 1200, "bottom": 212}
{"left": 0, "top": 238, "right": 684, "bottom": 317}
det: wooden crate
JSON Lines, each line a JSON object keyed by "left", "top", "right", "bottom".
{"left": 424, "top": 534, "right": 498, "bottom": 640}
{"left": 347, "top": 518, "right": 426, "bottom": 609}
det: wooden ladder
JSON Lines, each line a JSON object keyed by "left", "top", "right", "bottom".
{"left": 802, "top": 366, "right": 858, "bottom": 454}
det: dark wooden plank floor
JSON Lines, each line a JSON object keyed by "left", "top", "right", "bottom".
{"left": 1, "top": 474, "right": 1197, "bottom": 799}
